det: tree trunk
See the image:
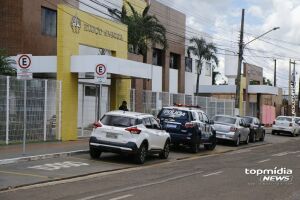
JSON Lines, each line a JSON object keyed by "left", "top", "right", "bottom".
{"left": 195, "top": 61, "right": 202, "bottom": 95}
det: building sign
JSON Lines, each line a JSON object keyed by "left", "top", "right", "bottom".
{"left": 16, "top": 54, "right": 33, "bottom": 80}
{"left": 94, "top": 64, "right": 107, "bottom": 84}
{"left": 71, "top": 16, "right": 123, "bottom": 41}
{"left": 71, "top": 16, "right": 81, "bottom": 34}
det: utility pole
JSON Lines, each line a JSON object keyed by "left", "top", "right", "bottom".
{"left": 274, "top": 59, "right": 277, "bottom": 87}
{"left": 289, "top": 59, "right": 291, "bottom": 105}
{"left": 291, "top": 60, "right": 296, "bottom": 117}
{"left": 234, "top": 9, "right": 245, "bottom": 115}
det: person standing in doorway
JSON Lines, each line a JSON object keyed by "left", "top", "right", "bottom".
{"left": 119, "top": 100, "right": 129, "bottom": 111}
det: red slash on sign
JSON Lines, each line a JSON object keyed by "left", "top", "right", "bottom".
{"left": 95, "top": 64, "right": 106, "bottom": 76}
{"left": 18, "top": 55, "right": 32, "bottom": 69}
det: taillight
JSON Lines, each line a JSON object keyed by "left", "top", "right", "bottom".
{"left": 125, "top": 127, "right": 141, "bottom": 134}
{"left": 185, "top": 122, "right": 195, "bottom": 128}
{"left": 289, "top": 123, "right": 293, "bottom": 127}
{"left": 230, "top": 127, "right": 237, "bottom": 132}
{"left": 93, "top": 121, "right": 102, "bottom": 128}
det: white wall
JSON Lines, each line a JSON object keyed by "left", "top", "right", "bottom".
{"left": 152, "top": 65, "right": 162, "bottom": 92}
{"left": 169, "top": 68, "right": 178, "bottom": 93}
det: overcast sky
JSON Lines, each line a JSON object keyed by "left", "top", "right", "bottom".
{"left": 157, "top": 0, "right": 300, "bottom": 93}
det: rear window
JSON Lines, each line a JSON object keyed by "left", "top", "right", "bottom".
{"left": 243, "top": 117, "right": 253, "bottom": 124}
{"left": 212, "top": 116, "right": 236, "bottom": 124}
{"left": 100, "top": 115, "right": 139, "bottom": 127}
{"left": 276, "top": 117, "right": 292, "bottom": 122}
{"left": 158, "top": 108, "right": 189, "bottom": 120}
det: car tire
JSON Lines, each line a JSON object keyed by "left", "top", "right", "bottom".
{"left": 291, "top": 131, "right": 296, "bottom": 137}
{"left": 134, "top": 143, "right": 147, "bottom": 164}
{"left": 271, "top": 130, "right": 276, "bottom": 135}
{"left": 204, "top": 141, "right": 216, "bottom": 151}
{"left": 259, "top": 132, "right": 265, "bottom": 141}
{"left": 234, "top": 136, "right": 240, "bottom": 147}
{"left": 250, "top": 132, "right": 256, "bottom": 143}
{"left": 89, "top": 147, "right": 101, "bottom": 159}
{"left": 159, "top": 140, "right": 170, "bottom": 159}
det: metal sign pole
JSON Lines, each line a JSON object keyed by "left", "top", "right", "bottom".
{"left": 23, "top": 80, "right": 27, "bottom": 155}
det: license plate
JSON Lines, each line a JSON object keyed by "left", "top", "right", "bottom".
{"left": 167, "top": 124, "right": 177, "bottom": 129}
{"left": 106, "top": 132, "right": 118, "bottom": 139}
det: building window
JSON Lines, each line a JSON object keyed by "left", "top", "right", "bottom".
{"left": 41, "top": 7, "right": 57, "bottom": 37}
{"left": 170, "top": 53, "right": 180, "bottom": 69}
{"left": 152, "top": 48, "right": 163, "bottom": 66}
{"left": 205, "top": 62, "right": 211, "bottom": 76}
{"left": 85, "top": 86, "right": 96, "bottom": 96}
{"left": 185, "top": 57, "right": 192, "bottom": 72}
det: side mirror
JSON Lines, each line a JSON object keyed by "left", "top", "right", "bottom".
{"left": 245, "top": 123, "right": 251, "bottom": 128}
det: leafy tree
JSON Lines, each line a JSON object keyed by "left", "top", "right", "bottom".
{"left": 263, "top": 77, "right": 272, "bottom": 86}
{"left": 0, "top": 49, "right": 16, "bottom": 76}
{"left": 212, "top": 71, "right": 221, "bottom": 85}
{"left": 109, "top": 2, "right": 167, "bottom": 62}
{"left": 187, "top": 37, "right": 218, "bottom": 94}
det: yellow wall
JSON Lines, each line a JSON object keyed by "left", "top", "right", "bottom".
{"left": 57, "top": 5, "right": 128, "bottom": 140}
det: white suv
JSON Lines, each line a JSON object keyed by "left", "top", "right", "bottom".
{"left": 89, "top": 111, "right": 171, "bottom": 164}
{"left": 272, "top": 116, "right": 300, "bottom": 137}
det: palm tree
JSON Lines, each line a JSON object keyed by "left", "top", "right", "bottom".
{"left": 109, "top": 2, "right": 167, "bottom": 62}
{"left": 187, "top": 37, "right": 218, "bottom": 94}
{"left": 0, "top": 49, "right": 16, "bottom": 76}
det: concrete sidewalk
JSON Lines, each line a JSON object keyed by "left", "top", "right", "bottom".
{"left": 0, "top": 138, "right": 89, "bottom": 164}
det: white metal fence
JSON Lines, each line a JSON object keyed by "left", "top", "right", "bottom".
{"left": 0, "top": 76, "right": 61, "bottom": 145}
{"left": 130, "top": 89, "right": 239, "bottom": 118}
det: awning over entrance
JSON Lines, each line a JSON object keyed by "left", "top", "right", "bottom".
{"left": 71, "top": 55, "right": 152, "bottom": 79}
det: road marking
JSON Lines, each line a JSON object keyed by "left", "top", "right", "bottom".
{"left": 257, "top": 159, "right": 271, "bottom": 163}
{"left": 28, "top": 161, "right": 89, "bottom": 171}
{"left": 77, "top": 171, "right": 203, "bottom": 200}
{"left": 0, "top": 170, "right": 49, "bottom": 179}
{"left": 272, "top": 152, "right": 289, "bottom": 157}
{"left": 203, "top": 171, "right": 223, "bottom": 177}
{"left": 228, "top": 149, "right": 251, "bottom": 155}
{"left": 288, "top": 151, "right": 300, "bottom": 154}
{"left": 109, "top": 194, "right": 133, "bottom": 200}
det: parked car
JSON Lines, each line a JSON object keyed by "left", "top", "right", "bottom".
{"left": 242, "top": 116, "right": 265, "bottom": 142}
{"left": 157, "top": 106, "right": 216, "bottom": 153}
{"left": 272, "top": 116, "right": 300, "bottom": 137}
{"left": 212, "top": 115, "right": 250, "bottom": 146}
{"left": 89, "top": 111, "right": 171, "bottom": 164}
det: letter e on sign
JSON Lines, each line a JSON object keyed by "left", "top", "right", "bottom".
{"left": 95, "top": 64, "right": 107, "bottom": 84}
{"left": 18, "top": 55, "right": 31, "bottom": 69}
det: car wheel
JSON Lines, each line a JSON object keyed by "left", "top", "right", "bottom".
{"left": 134, "top": 143, "right": 147, "bottom": 164}
{"left": 250, "top": 132, "right": 256, "bottom": 143}
{"left": 291, "top": 131, "right": 296, "bottom": 137}
{"left": 89, "top": 147, "right": 101, "bottom": 159}
{"left": 259, "top": 132, "right": 265, "bottom": 141}
{"left": 204, "top": 141, "right": 216, "bottom": 151}
{"left": 159, "top": 140, "right": 170, "bottom": 159}
{"left": 271, "top": 130, "right": 276, "bottom": 135}
{"left": 234, "top": 136, "right": 240, "bottom": 147}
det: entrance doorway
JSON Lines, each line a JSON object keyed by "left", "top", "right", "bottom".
{"left": 77, "top": 83, "right": 110, "bottom": 137}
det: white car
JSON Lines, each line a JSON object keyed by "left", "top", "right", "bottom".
{"left": 272, "top": 116, "right": 300, "bottom": 137}
{"left": 89, "top": 111, "right": 171, "bottom": 164}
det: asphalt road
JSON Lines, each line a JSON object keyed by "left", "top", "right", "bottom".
{"left": 0, "top": 134, "right": 300, "bottom": 200}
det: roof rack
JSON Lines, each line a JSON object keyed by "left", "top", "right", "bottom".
{"left": 173, "top": 103, "right": 202, "bottom": 109}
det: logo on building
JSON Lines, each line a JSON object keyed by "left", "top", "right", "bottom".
{"left": 71, "top": 16, "right": 81, "bottom": 34}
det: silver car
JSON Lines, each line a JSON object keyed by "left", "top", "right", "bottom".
{"left": 212, "top": 115, "right": 250, "bottom": 146}
{"left": 272, "top": 116, "right": 300, "bottom": 137}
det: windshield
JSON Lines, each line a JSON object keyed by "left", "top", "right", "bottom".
{"left": 158, "top": 109, "right": 189, "bottom": 120}
{"left": 101, "top": 115, "right": 139, "bottom": 127}
{"left": 212, "top": 116, "right": 236, "bottom": 124}
{"left": 276, "top": 117, "right": 292, "bottom": 122}
{"left": 243, "top": 117, "right": 253, "bottom": 124}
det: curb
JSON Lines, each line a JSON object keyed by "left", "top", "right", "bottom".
{"left": 0, "top": 149, "right": 89, "bottom": 166}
